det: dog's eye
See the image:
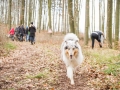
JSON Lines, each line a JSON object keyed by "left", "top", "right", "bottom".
{"left": 65, "top": 46, "right": 68, "bottom": 49}
{"left": 73, "top": 48, "right": 75, "bottom": 50}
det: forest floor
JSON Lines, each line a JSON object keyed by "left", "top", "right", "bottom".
{"left": 0, "top": 31, "right": 120, "bottom": 90}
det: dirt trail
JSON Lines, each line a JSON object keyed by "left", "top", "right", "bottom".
{"left": 0, "top": 34, "right": 92, "bottom": 90}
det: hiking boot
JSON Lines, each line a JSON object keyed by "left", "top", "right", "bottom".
{"left": 100, "top": 44, "right": 102, "bottom": 48}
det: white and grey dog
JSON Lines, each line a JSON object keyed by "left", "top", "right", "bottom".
{"left": 61, "top": 33, "right": 84, "bottom": 85}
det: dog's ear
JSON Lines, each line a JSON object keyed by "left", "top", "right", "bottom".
{"left": 75, "top": 40, "right": 79, "bottom": 49}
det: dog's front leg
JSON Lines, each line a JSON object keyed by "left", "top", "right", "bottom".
{"left": 67, "top": 66, "right": 74, "bottom": 85}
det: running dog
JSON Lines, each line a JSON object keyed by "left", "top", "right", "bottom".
{"left": 61, "top": 33, "right": 84, "bottom": 85}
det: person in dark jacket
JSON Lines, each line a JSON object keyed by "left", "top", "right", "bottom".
{"left": 14, "top": 26, "right": 20, "bottom": 41}
{"left": 29, "top": 22, "right": 36, "bottom": 45}
{"left": 25, "top": 26, "right": 29, "bottom": 42}
{"left": 91, "top": 31, "right": 104, "bottom": 49}
{"left": 19, "top": 25, "right": 25, "bottom": 41}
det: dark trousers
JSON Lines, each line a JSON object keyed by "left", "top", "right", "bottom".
{"left": 30, "top": 36, "right": 35, "bottom": 44}
{"left": 91, "top": 33, "right": 100, "bottom": 49}
{"left": 20, "top": 34, "right": 24, "bottom": 41}
{"left": 10, "top": 34, "right": 14, "bottom": 41}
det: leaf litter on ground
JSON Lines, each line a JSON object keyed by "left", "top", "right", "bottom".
{"left": 0, "top": 32, "right": 120, "bottom": 90}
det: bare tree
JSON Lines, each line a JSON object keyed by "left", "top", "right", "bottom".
{"left": 74, "top": 0, "right": 79, "bottom": 37}
{"left": 38, "top": 0, "right": 42, "bottom": 32}
{"left": 8, "top": 0, "right": 12, "bottom": 30}
{"left": 48, "top": 0, "right": 52, "bottom": 30}
{"left": 20, "top": 0, "right": 25, "bottom": 25}
{"left": 114, "top": 0, "right": 119, "bottom": 49}
{"left": 29, "top": 0, "right": 32, "bottom": 25}
{"left": 99, "top": 0, "right": 101, "bottom": 30}
{"left": 68, "top": 0, "right": 75, "bottom": 33}
{"left": 84, "top": 0, "right": 89, "bottom": 45}
{"left": 106, "top": 0, "right": 112, "bottom": 48}
{"left": 62, "top": 0, "right": 65, "bottom": 33}
{"left": 101, "top": 0, "right": 105, "bottom": 33}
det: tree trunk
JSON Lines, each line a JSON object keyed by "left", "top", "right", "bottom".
{"left": 68, "top": 0, "right": 75, "bottom": 33}
{"left": 53, "top": 0, "right": 56, "bottom": 33}
{"left": 29, "top": 0, "right": 32, "bottom": 25}
{"left": 48, "top": 0, "right": 52, "bottom": 29}
{"left": 106, "top": 0, "right": 112, "bottom": 48}
{"left": 62, "top": 0, "right": 65, "bottom": 33}
{"left": 8, "top": 0, "right": 12, "bottom": 30}
{"left": 101, "top": 0, "right": 105, "bottom": 33}
{"left": 74, "top": 0, "right": 79, "bottom": 37}
{"left": 20, "top": 0, "right": 25, "bottom": 25}
{"left": 114, "top": 0, "right": 119, "bottom": 49}
{"left": 38, "top": 0, "right": 42, "bottom": 33}
{"left": 84, "top": 0, "right": 89, "bottom": 45}
{"left": 99, "top": 0, "right": 101, "bottom": 30}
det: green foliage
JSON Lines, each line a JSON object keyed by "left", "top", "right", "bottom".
{"left": 104, "top": 55, "right": 120, "bottom": 75}
{"left": 33, "top": 73, "right": 45, "bottom": 79}
{"left": 84, "top": 49, "right": 120, "bottom": 89}
{"left": 84, "top": 49, "right": 120, "bottom": 76}
{"left": 26, "top": 69, "right": 49, "bottom": 79}
{"left": 26, "top": 72, "right": 46, "bottom": 79}
{"left": 8, "top": 88, "right": 15, "bottom": 90}
{"left": 104, "top": 64, "right": 120, "bottom": 76}
{"left": 4, "top": 43, "right": 16, "bottom": 50}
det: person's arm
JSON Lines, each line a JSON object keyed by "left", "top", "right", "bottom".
{"left": 9, "top": 30, "right": 11, "bottom": 34}
{"left": 35, "top": 28, "right": 36, "bottom": 32}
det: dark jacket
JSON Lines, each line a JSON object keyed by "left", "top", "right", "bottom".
{"left": 25, "top": 27, "right": 29, "bottom": 34}
{"left": 91, "top": 31, "right": 103, "bottom": 42}
{"left": 19, "top": 26, "right": 25, "bottom": 34}
{"left": 15, "top": 27, "right": 19, "bottom": 35}
{"left": 29, "top": 25, "right": 36, "bottom": 37}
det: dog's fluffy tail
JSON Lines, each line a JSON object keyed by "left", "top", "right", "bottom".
{"left": 67, "top": 66, "right": 74, "bottom": 85}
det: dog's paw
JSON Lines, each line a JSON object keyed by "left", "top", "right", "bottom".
{"left": 71, "top": 80, "right": 75, "bottom": 85}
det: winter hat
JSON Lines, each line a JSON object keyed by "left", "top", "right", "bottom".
{"left": 31, "top": 22, "right": 33, "bottom": 24}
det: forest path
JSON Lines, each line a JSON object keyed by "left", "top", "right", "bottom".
{"left": 0, "top": 33, "right": 92, "bottom": 90}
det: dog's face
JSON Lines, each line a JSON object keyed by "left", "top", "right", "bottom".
{"left": 64, "top": 40, "right": 79, "bottom": 60}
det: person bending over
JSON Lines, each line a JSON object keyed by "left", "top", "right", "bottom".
{"left": 91, "top": 31, "right": 104, "bottom": 49}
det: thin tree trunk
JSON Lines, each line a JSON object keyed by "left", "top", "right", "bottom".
{"left": 53, "top": 0, "right": 56, "bottom": 33}
{"left": 84, "top": 0, "right": 89, "bottom": 45}
{"left": 48, "top": 0, "right": 52, "bottom": 29}
{"left": 29, "top": 0, "right": 32, "bottom": 25}
{"left": 114, "top": 0, "right": 119, "bottom": 49}
{"left": 68, "top": 0, "right": 75, "bottom": 33}
{"left": 106, "top": 0, "right": 112, "bottom": 48}
{"left": 38, "top": 0, "right": 42, "bottom": 33}
{"left": 8, "top": 0, "right": 11, "bottom": 30}
{"left": 58, "top": 0, "right": 61, "bottom": 32}
{"left": 99, "top": 0, "right": 101, "bottom": 30}
{"left": 92, "top": 0, "right": 94, "bottom": 31}
{"left": 74, "top": 0, "right": 79, "bottom": 37}
{"left": 17, "top": 0, "right": 20, "bottom": 25}
{"left": 20, "top": 0, "right": 25, "bottom": 25}
{"left": 62, "top": 0, "right": 65, "bottom": 33}
{"left": 101, "top": 0, "right": 105, "bottom": 33}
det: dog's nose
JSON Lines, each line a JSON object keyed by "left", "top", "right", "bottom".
{"left": 70, "top": 55, "right": 72, "bottom": 59}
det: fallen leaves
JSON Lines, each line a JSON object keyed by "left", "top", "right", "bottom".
{"left": 0, "top": 33, "right": 120, "bottom": 90}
